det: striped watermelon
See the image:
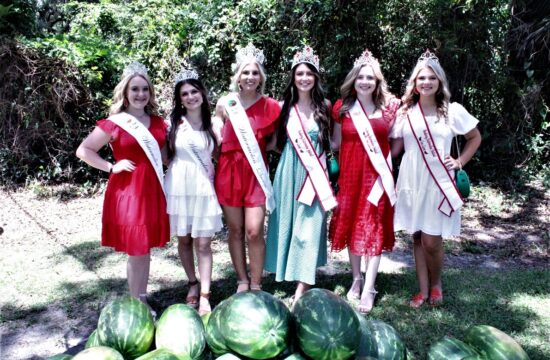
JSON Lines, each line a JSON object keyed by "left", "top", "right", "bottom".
{"left": 355, "top": 312, "right": 377, "bottom": 359}
{"left": 97, "top": 296, "right": 155, "bottom": 359}
{"left": 155, "top": 303, "right": 206, "bottom": 360}
{"left": 464, "top": 325, "right": 530, "bottom": 360}
{"left": 461, "top": 356, "right": 487, "bottom": 360}
{"left": 292, "top": 288, "right": 360, "bottom": 360}
{"left": 427, "top": 336, "right": 479, "bottom": 360}
{"left": 366, "top": 320, "right": 406, "bottom": 360}
{"left": 205, "top": 298, "right": 232, "bottom": 356}
{"left": 85, "top": 329, "right": 101, "bottom": 348}
{"left": 46, "top": 355, "right": 73, "bottom": 360}
{"left": 73, "top": 346, "right": 124, "bottom": 360}
{"left": 220, "top": 291, "right": 291, "bottom": 359}
{"left": 135, "top": 348, "right": 180, "bottom": 360}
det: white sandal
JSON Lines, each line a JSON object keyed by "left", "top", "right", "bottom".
{"left": 346, "top": 276, "right": 364, "bottom": 301}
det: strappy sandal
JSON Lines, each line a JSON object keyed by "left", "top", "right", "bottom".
{"left": 198, "top": 292, "right": 212, "bottom": 316}
{"left": 357, "top": 288, "right": 377, "bottom": 314}
{"left": 409, "top": 292, "right": 428, "bottom": 309}
{"left": 250, "top": 284, "right": 262, "bottom": 291}
{"left": 236, "top": 279, "right": 250, "bottom": 293}
{"left": 186, "top": 279, "right": 200, "bottom": 308}
{"left": 346, "top": 276, "right": 364, "bottom": 301}
{"left": 429, "top": 287, "right": 443, "bottom": 306}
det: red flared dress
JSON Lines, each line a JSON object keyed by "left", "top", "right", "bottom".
{"left": 215, "top": 96, "right": 280, "bottom": 207}
{"left": 329, "top": 98, "right": 400, "bottom": 256}
{"left": 97, "top": 116, "right": 170, "bottom": 256}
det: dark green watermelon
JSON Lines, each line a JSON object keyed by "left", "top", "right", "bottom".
{"left": 155, "top": 303, "right": 206, "bottom": 360}
{"left": 46, "top": 355, "right": 73, "bottom": 360}
{"left": 464, "top": 325, "right": 529, "bottom": 360}
{"left": 427, "top": 336, "right": 479, "bottom": 360}
{"left": 354, "top": 311, "right": 377, "bottom": 359}
{"left": 201, "top": 312, "right": 211, "bottom": 328}
{"left": 73, "top": 346, "right": 124, "bottom": 360}
{"left": 85, "top": 329, "right": 102, "bottom": 349}
{"left": 205, "top": 298, "right": 232, "bottom": 356}
{"left": 220, "top": 291, "right": 291, "bottom": 359}
{"left": 135, "top": 348, "right": 180, "bottom": 360}
{"left": 97, "top": 296, "right": 155, "bottom": 359}
{"left": 292, "top": 288, "right": 360, "bottom": 360}
{"left": 366, "top": 320, "right": 406, "bottom": 360}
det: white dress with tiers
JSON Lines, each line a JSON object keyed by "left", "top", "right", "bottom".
{"left": 165, "top": 120, "right": 223, "bottom": 238}
{"left": 391, "top": 103, "right": 479, "bottom": 237}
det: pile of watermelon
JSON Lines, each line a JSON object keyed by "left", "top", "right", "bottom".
{"left": 46, "top": 289, "right": 530, "bottom": 360}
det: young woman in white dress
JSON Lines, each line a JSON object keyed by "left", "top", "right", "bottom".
{"left": 164, "top": 69, "right": 223, "bottom": 315}
{"left": 391, "top": 50, "right": 481, "bottom": 308}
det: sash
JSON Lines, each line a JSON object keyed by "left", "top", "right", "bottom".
{"left": 287, "top": 106, "right": 337, "bottom": 211}
{"left": 349, "top": 100, "right": 396, "bottom": 206}
{"left": 108, "top": 112, "right": 165, "bottom": 193}
{"left": 179, "top": 117, "right": 215, "bottom": 183}
{"left": 407, "top": 104, "right": 463, "bottom": 216}
{"left": 224, "top": 94, "right": 275, "bottom": 212}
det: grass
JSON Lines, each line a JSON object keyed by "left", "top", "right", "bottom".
{"left": 2, "top": 233, "right": 549, "bottom": 359}
{"left": 1, "top": 182, "right": 548, "bottom": 359}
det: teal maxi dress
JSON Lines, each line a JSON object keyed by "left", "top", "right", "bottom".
{"left": 265, "top": 124, "right": 328, "bottom": 285}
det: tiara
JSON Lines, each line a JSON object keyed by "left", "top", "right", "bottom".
{"left": 122, "top": 61, "right": 148, "bottom": 78}
{"left": 175, "top": 68, "right": 199, "bottom": 84}
{"left": 235, "top": 42, "right": 265, "bottom": 65}
{"left": 291, "top": 45, "right": 320, "bottom": 71}
{"left": 353, "top": 48, "right": 379, "bottom": 68}
{"left": 417, "top": 49, "right": 440, "bottom": 65}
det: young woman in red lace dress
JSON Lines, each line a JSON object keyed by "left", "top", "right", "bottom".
{"left": 329, "top": 50, "right": 399, "bottom": 313}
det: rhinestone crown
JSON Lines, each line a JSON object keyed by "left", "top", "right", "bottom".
{"left": 291, "top": 45, "right": 320, "bottom": 71}
{"left": 235, "top": 42, "right": 265, "bottom": 65}
{"left": 175, "top": 68, "right": 199, "bottom": 84}
{"left": 353, "top": 48, "right": 379, "bottom": 68}
{"left": 417, "top": 49, "right": 440, "bottom": 65}
{"left": 122, "top": 61, "right": 148, "bottom": 78}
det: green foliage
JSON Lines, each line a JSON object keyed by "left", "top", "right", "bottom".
{"left": 1, "top": 0, "right": 548, "bottom": 186}
{"left": 0, "top": 0, "right": 37, "bottom": 36}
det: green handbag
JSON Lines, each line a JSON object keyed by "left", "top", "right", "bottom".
{"left": 454, "top": 136, "right": 471, "bottom": 198}
{"left": 326, "top": 150, "right": 340, "bottom": 183}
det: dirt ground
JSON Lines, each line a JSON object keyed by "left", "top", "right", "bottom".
{"left": 0, "top": 181, "right": 548, "bottom": 359}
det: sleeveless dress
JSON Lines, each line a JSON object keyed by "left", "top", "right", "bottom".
{"left": 265, "top": 121, "right": 328, "bottom": 285}
{"left": 329, "top": 98, "right": 400, "bottom": 256}
{"left": 390, "top": 102, "right": 479, "bottom": 237}
{"left": 97, "top": 115, "right": 170, "bottom": 256}
{"left": 215, "top": 96, "right": 280, "bottom": 207}
{"left": 164, "top": 117, "right": 223, "bottom": 238}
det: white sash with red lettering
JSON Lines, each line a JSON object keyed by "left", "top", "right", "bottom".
{"left": 407, "top": 104, "right": 463, "bottom": 216}
{"left": 349, "top": 100, "right": 396, "bottom": 206}
{"left": 179, "top": 117, "right": 215, "bottom": 183}
{"left": 224, "top": 94, "right": 275, "bottom": 212}
{"left": 108, "top": 112, "right": 165, "bottom": 193}
{"left": 287, "top": 106, "right": 337, "bottom": 211}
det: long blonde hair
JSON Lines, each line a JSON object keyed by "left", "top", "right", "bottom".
{"left": 229, "top": 60, "right": 267, "bottom": 94}
{"left": 401, "top": 58, "right": 451, "bottom": 121}
{"left": 109, "top": 73, "right": 159, "bottom": 115}
{"left": 339, "top": 63, "right": 392, "bottom": 118}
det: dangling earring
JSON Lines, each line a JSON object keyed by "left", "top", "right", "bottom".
{"left": 413, "top": 87, "right": 419, "bottom": 95}
{"left": 123, "top": 98, "right": 129, "bottom": 107}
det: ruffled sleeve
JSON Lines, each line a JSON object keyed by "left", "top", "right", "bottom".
{"left": 332, "top": 99, "right": 344, "bottom": 124}
{"left": 449, "top": 102, "right": 479, "bottom": 135}
{"left": 383, "top": 96, "right": 401, "bottom": 124}
{"left": 256, "top": 96, "right": 281, "bottom": 139}
{"left": 389, "top": 108, "right": 407, "bottom": 139}
{"left": 96, "top": 118, "right": 121, "bottom": 140}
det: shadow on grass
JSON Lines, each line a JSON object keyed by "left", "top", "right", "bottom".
{"left": 60, "top": 240, "right": 113, "bottom": 272}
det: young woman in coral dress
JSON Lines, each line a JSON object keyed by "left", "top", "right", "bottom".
{"left": 76, "top": 62, "right": 169, "bottom": 308}
{"left": 329, "top": 49, "right": 400, "bottom": 313}
{"left": 164, "top": 69, "right": 223, "bottom": 315}
{"left": 214, "top": 43, "right": 281, "bottom": 292}
{"left": 265, "top": 46, "right": 336, "bottom": 302}
{"left": 391, "top": 50, "right": 481, "bottom": 307}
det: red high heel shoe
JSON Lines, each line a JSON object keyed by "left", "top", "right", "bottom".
{"left": 429, "top": 288, "right": 443, "bottom": 306}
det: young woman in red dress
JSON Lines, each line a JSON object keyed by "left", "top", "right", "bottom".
{"left": 76, "top": 62, "right": 169, "bottom": 309}
{"left": 213, "top": 43, "right": 281, "bottom": 292}
{"left": 329, "top": 50, "right": 400, "bottom": 313}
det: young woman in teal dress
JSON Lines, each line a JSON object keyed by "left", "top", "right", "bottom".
{"left": 265, "top": 46, "right": 336, "bottom": 302}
